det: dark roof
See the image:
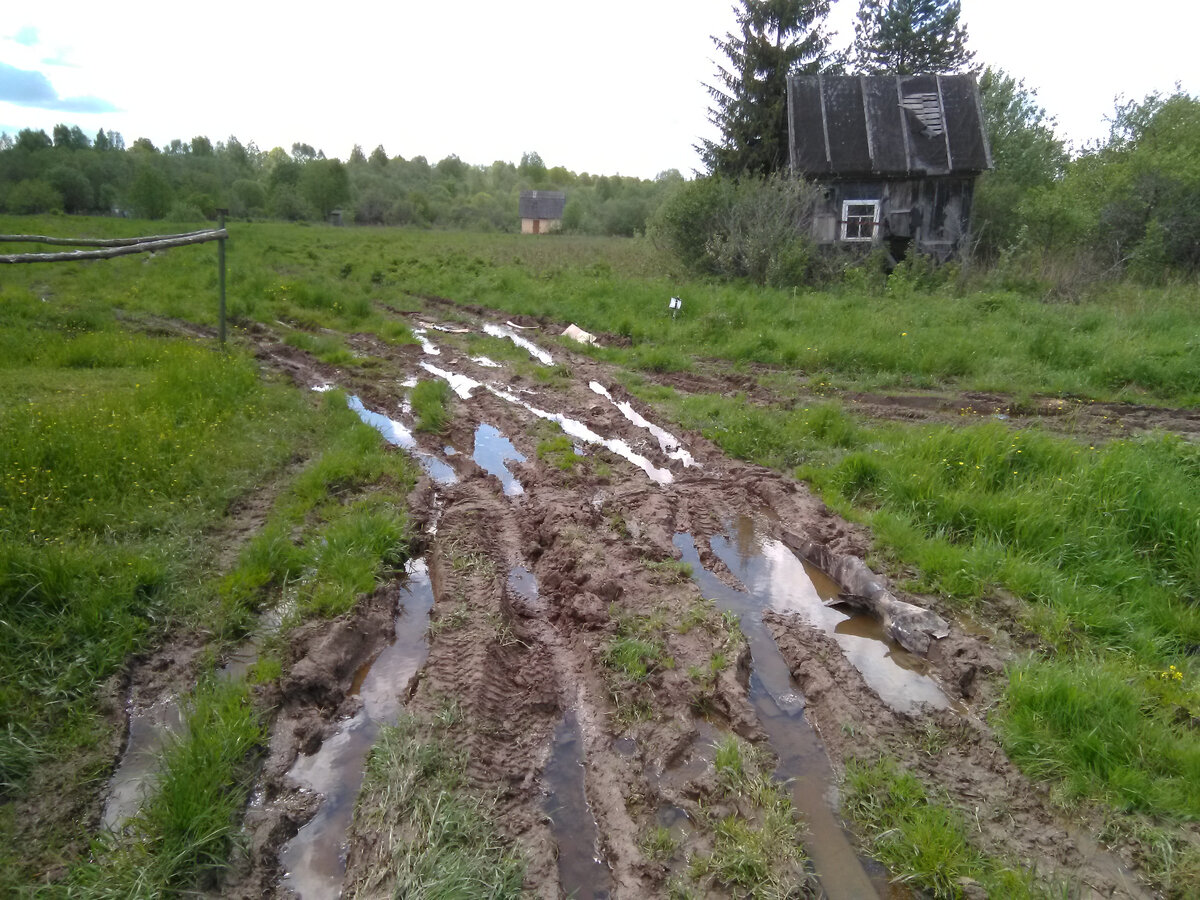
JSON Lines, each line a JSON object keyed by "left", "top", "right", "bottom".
{"left": 787, "top": 74, "right": 992, "bottom": 178}
{"left": 519, "top": 190, "right": 566, "bottom": 219}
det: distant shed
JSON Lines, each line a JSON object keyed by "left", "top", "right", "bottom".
{"left": 519, "top": 190, "right": 566, "bottom": 234}
{"left": 787, "top": 74, "right": 992, "bottom": 259}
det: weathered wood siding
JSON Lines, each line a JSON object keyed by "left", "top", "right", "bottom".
{"left": 813, "top": 176, "right": 975, "bottom": 257}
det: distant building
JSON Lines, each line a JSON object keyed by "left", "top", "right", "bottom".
{"left": 787, "top": 74, "right": 992, "bottom": 260}
{"left": 519, "top": 190, "right": 566, "bottom": 234}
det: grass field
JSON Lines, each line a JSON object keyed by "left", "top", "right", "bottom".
{"left": 1, "top": 215, "right": 1197, "bottom": 894}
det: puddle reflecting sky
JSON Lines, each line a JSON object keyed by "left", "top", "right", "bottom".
{"left": 543, "top": 709, "right": 612, "bottom": 899}
{"left": 473, "top": 424, "right": 526, "bottom": 496}
{"left": 709, "top": 517, "right": 947, "bottom": 713}
{"left": 280, "top": 559, "right": 435, "bottom": 900}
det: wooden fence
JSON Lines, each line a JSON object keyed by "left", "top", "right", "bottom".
{"left": 0, "top": 216, "right": 230, "bottom": 344}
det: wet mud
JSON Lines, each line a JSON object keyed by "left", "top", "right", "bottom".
{"left": 90, "top": 305, "right": 1168, "bottom": 899}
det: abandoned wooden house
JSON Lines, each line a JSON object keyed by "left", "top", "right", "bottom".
{"left": 786, "top": 74, "right": 992, "bottom": 260}
{"left": 519, "top": 190, "right": 566, "bottom": 234}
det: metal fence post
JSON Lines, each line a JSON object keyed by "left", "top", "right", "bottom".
{"left": 216, "top": 209, "right": 228, "bottom": 347}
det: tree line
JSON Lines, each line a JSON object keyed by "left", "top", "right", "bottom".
{"left": 0, "top": 129, "right": 681, "bottom": 237}
{"left": 2, "top": 0, "right": 1196, "bottom": 283}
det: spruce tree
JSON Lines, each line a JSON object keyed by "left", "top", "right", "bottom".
{"left": 852, "top": 0, "right": 974, "bottom": 75}
{"left": 700, "top": 0, "right": 837, "bottom": 177}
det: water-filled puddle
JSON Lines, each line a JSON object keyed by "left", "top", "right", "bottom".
{"left": 411, "top": 327, "right": 440, "bottom": 355}
{"left": 483, "top": 322, "right": 553, "bottom": 365}
{"left": 589, "top": 382, "right": 697, "bottom": 467}
{"left": 412, "top": 364, "right": 674, "bottom": 486}
{"left": 543, "top": 710, "right": 612, "bottom": 899}
{"left": 345, "top": 395, "right": 457, "bottom": 485}
{"left": 506, "top": 565, "right": 542, "bottom": 614}
{"left": 473, "top": 424, "right": 526, "bottom": 496}
{"left": 674, "top": 530, "right": 889, "bottom": 900}
{"left": 102, "top": 618, "right": 280, "bottom": 831}
{"left": 280, "top": 558, "right": 435, "bottom": 899}
{"left": 708, "top": 516, "right": 947, "bottom": 713}
{"left": 101, "top": 699, "right": 185, "bottom": 830}
{"left": 419, "top": 362, "right": 481, "bottom": 399}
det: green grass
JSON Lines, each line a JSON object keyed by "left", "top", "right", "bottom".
{"left": 842, "top": 757, "right": 1059, "bottom": 899}
{"left": 348, "top": 714, "right": 525, "bottom": 899}
{"left": 536, "top": 434, "right": 586, "bottom": 471}
{"left": 410, "top": 378, "right": 452, "bottom": 434}
{"left": 67, "top": 677, "right": 265, "bottom": 897}
{"left": 687, "top": 734, "right": 814, "bottom": 899}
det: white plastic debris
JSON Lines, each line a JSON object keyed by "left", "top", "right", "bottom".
{"left": 562, "top": 324, "right": 598, "bottom": 346}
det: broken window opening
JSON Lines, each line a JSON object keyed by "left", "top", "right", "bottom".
{"left": 841, "top": 200, "right": 880, "bottom": 242}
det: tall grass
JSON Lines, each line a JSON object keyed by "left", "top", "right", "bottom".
{"left": 67, "top": 677, "right": 264, "bottom": 897}
{"left": 843, "top": 757, "right": 1055, "bottom": 898}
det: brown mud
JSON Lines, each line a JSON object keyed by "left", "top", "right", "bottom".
{"left": 89, "top": 300, "right": 1173, "bottom": 898}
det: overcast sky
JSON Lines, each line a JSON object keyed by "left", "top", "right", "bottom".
{"left": 1, "top": 1, "right": 1195, "bottom": 179}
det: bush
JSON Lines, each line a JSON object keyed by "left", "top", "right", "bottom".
{"left": 6, "top": 179, "right": 63, "bottom": 214}
{"left": 650, "top": 174, "right": 821, "bottom": 286}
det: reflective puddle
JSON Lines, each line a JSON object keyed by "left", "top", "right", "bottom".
{"left": 411, "top": 327, "right": 440, "bottom": 356}
{"left": 709, "top": 517, "right": 948, "bottom": 713}
{"left": 419, "top": 362, "right": 481, "bottom": 399}
{"left": 345, "top": 395, "right": 457, "bottom": 485}
{"left": 101, "top": 698, "right": 185, "bottom": 831}
{"left": 102, "top": 622, "right": 276, "bottom": 831}
{"left": 589, "top": 382, "right": 697, "bottom": 467}
{"left": 280, "top": 558, "right": 435, "bottom": 899}
{"left": 506, "top": 565, "right": 541, "bottom": 612}
{"left": 543, "top": 709, "right": 612, "bottom": 899}
{"left": 474, "top": 424, "right": 526, "bottom": 496}
{"left": 674, "top": 529, "right": 889, "bottom": 900}
{"left": 412, "top": 364, "right": 675, "bottom": 486}
{"left": 483, "top": 322, "right": 554, "bottom": 365}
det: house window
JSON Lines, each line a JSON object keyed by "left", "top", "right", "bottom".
{"left": 841, "top": 200, "right": 880, "bottom": 242}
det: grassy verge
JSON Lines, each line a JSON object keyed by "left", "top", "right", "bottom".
{"left": 346, "top": 713, "right": 525, "bottom": 898}
{"left": 66, "top": 677, "right": 264, "bottom": 897}
{"left": 842, "top": 757, "right": 1057, "bottom": 898}
{"left": 0, "top": 256, "right": 418, "bottom": 889}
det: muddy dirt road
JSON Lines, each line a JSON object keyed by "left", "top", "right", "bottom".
{"left": 145, "top": 306, "right": 1159, "bottom": 898}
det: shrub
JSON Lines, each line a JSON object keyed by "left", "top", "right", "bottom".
{"left": 650, "top": 174, "right": 821, "bottom": 287}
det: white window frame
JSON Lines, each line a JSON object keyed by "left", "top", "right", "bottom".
{"left": 841, "top": 199, "right": 881, "bottom": 242}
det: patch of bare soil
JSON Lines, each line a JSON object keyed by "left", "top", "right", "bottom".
{"left": 199, "top": 301, "right": 1171, "bottom": 899}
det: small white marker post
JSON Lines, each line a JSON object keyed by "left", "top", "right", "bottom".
{"left": 669, "top": 296, "right": 682, "bottom": 320}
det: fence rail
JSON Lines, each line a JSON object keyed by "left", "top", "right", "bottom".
{"left": 0, "top": 214, "right": 230, "bottom": 344}
{"left": 0, "top": 229, "right": 227, "bottom": 264}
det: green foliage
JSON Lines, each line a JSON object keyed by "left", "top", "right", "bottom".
{"left": 843, "top": 757, "right": 1051, "bottom": 898}
{"left": 852, "top": 0, "right": 974, "bottom": 75}
{"left": 650, "top": 174, "right": 821, "bottom": 285}
{"left": 410, "top": 379, "right": 452, "bottom": 434}
{"left": 974, "top": 68, "right": 1069, "bottom": 258}
{"left": 701, "top": 0, "right": 838, "bottom": 176}
{"left": 1019, "top": 89, "right": 1200, "bottom": 277}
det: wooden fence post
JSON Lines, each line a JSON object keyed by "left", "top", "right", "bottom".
{"left": 216, "top": 209, "right": 228, "bottom": 347}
